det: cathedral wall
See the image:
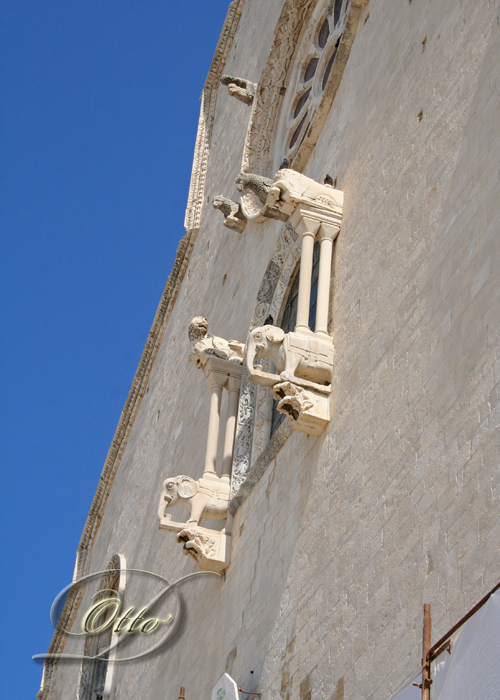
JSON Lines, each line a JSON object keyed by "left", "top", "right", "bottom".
{"left": 48, "top": 1, "right": 499, "bottom": 699}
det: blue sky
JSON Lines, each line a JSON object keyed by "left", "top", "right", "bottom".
{"left": 0, "top": 1, "right": 230, "bottom": 696}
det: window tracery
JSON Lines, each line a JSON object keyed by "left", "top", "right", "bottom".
{"left": 279, "top": 0, "right": 350, "bottom": 164}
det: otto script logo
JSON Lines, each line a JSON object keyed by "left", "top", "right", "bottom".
{"left": 33, "top": 568, "right": 219, "bottom": 663}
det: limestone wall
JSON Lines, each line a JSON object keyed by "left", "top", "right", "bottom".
{"left": 47, "top": 1, "right": 500, "bottom": 699}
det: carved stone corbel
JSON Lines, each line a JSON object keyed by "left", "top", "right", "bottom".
{"left": 220, "top": 75, "right": 256, "bottom": 105}
{"left": 271, "top": 381, "right": 330, "bottom": 436}
{"left": 213, "top": 195, "right": 246, "bottom": 233}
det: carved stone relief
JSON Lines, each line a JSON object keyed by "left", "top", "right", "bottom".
{"left": 241, "top": 0, "right": 318, "bottom": 177}
{"left": 236, "top": 172, "right": 289, "bottom": 222}
{"left": 271, "top": 381, "right": 330, "bottom": 436}
{"left": 232, "top": 170, "right": 344, "bottom": 494}
{"left": 239, "top": 0, "right": 367, "bottom": 183}
{"left": 246, "top": 326, "right": 334, "bottom": 394}
{"left": 230, "top": 364, "right": 257, "bottom": 497}
{"left": 176, "top": 526, "right": 231, "bottom": 574}
{"left": 188, "top": 316, "right": 245, "bottom": 370}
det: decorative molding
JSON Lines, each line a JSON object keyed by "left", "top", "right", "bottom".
{"left": 37, "top": 2, "right": 246, "bottom": 696}
{"left": 241, "top": 0, "right": 367, "bottom": 178}
{"left": 230, "top": 419, "right": 294, "bottom": 514}
{"left": 231, "top": 223, "right": 300, "bottom": 497}
{"left": 231, "top": 364, "right": 257, "bottom": 497}
{"left": 241, "top": 0, "right": 318, "bottom": 176}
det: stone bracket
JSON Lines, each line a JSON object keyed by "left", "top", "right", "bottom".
{"left": 272, "top": 381, "right": 330, "bottom": 436}
{"left": 177, "top": 526, "right": 231, "bottom": 574}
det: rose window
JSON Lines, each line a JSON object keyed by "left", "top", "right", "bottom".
{"left": 285, "top": 0, "right": 350, "bottom": 161}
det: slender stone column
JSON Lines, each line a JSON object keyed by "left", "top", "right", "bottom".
{"left": 295, "top": 231, "right": 315, "bottom": 333}
{"left": 291, "top": 211, "right": 321, "bottom": 335}
{"left": 203, "top": 375, "right": 225, "bottom": 479}
{"left": 315, "top": 224, "right": 336, "bottom": 339}
{"left": 221, "top": 376, "right": 241, "bottom": 482}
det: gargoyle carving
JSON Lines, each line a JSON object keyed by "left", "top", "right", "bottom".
{"left": 213, "top": 195, "right": 246, "bottom": 233}
{"left": 271, "top": 381, "right": 314, "bottom": 421}
{"left": 159, "top": 474, "right": 230, "bottom": 526}
{"left": 188, "top": 317, "right": 245, "bottom": 370}
{"left": 270, "top": 381, "right": 329, "bottom": 436}
{"left": 220, "top": 75, "right": 256, "bottom": 105}
{"left": 245, "top": 324, "right": 333, "bottom": 394}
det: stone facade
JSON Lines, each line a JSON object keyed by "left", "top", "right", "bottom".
{"left": 40, "top": 1, "right": 500, "bottom": 700}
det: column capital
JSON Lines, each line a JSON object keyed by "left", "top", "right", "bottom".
{"left": 203, "top": 357, "right": 243, "bottom": 389}
{"left": 226, "top": 374, "right": 242, "bottom": 393}
{"left": 290, "top": 201, "right": 343, "bottom": 241}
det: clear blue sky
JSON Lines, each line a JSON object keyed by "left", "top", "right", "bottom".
{"left": 0, "top": 1, "right": 231, "bottom": 696}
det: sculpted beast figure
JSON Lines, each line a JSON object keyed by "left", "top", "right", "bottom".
{"left": 159, "top": 475, "right": 230, "bottom": 526}
{"left": 220, "top": 75, "right": 256, "bottom": 105}
{"left": 212, "top": 195, "right": 246, "bottom": 233}
{"left": 188, "top": 317, "right": 245, "bottom": 370}
{"left": 245, "top": 324, "right": 334, "bottom": 394}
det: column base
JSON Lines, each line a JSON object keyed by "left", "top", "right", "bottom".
{"left": 294, "top": 324, "right": 316, "bottom": 337}
{"left": 314, "top": 329, "right": 333, "bottom": 343}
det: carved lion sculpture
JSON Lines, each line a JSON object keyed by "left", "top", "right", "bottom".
{"left": 159, "top": 475, "right": 230, "bottom": 525}
{"left": 188, "top": 316, "right": 245, "bottom": 369}
{"left": 212, "top": 195, "right": 246, "bottom": 233}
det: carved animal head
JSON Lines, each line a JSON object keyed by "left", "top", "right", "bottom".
{"left": 162, "top": 476, "right": 198, "bottom": 507}
{"left": 248, "top": 324, "right": 285, "bottom": 364}
{"left": 212, "top": 195, "right": 234, "bottom": 219}
{"left": 235, "top": 173, "right": 246, "bottom": 193}
{"left": 188, "top": 317, "right": 209, "bottom": 342}
{"left": 212, "top": 195, "right": 225, "bottom": 211}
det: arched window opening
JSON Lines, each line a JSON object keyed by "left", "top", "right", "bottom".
{"left": 270, "top": 241, "right": 321, "bottom": 434}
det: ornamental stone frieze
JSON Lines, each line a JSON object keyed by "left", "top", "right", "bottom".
{"left": 158, "top": 318, "right": 245, "bottom": 574}
{"left": 243, "top": 169, "right": 344, "bottom": 436}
